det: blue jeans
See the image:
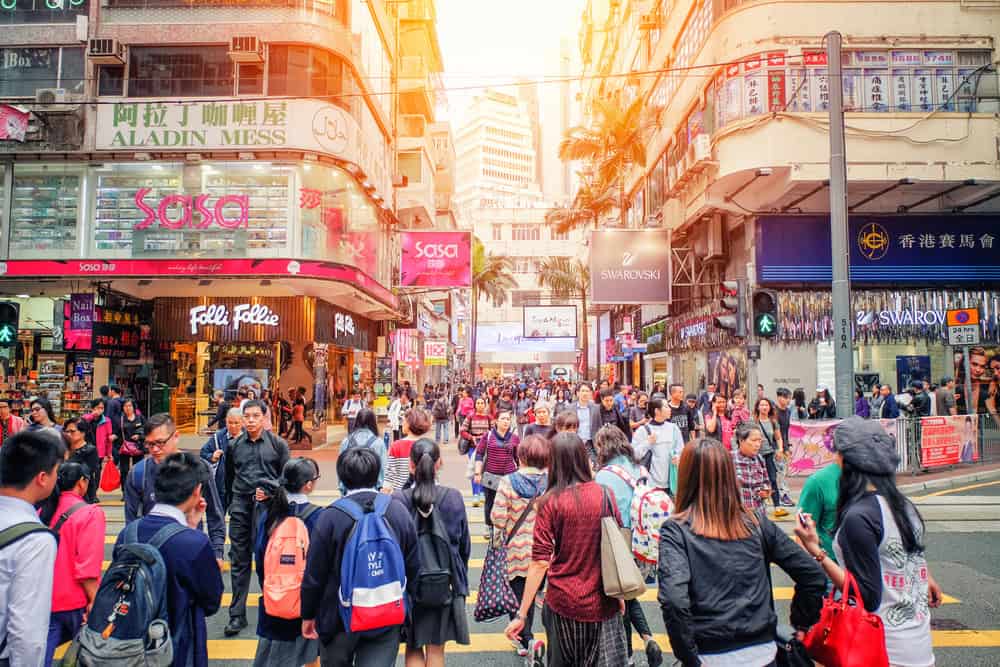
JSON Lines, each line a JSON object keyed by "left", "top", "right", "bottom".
{"left": 435, "top": 419, "right": 450, "bottom": 443}
{"left": 46, "top": 608, "right": 84, "bottom": 667}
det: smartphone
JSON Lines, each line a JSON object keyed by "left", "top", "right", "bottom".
{"left": 797, "top": 511, "right": 809, "bottom": 528}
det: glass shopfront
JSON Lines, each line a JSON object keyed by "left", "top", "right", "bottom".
{"left": 9, "top": 164, "right": 84, "bottom": 258}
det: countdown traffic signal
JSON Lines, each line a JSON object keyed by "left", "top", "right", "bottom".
{"left": 0, "top": 302, "right": 20, "bottom": 347}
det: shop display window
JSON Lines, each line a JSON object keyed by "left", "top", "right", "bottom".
{"left": 9, "top": 165, "right": 82, "bottom": 258}
{"left": 0, "top": 46, "right": 85, "bottom": 98}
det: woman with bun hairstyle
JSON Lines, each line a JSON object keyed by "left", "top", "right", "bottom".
{"left": 253, "top": 457, "right": 322, "bottom": 667}
{"left": 395, "top": 438, "right": 471, "bottom": 666}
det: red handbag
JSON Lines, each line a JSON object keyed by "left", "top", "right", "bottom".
{"left": 99, "top": 461, "right": 122, "bottom": 492}
{"left": 803, "top": 571, "right": 889, "bottom": 667}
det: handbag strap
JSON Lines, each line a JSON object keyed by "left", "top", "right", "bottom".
{"left": 504, "top": 495, "right": 537, "bottom": 546}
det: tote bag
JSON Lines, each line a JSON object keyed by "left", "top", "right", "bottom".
{"left": 803, "top": 571, "right": 889, "bottom": 667}
{"left": 473, "top": 496, "right": 536, "bottom": 622}
{"left": 599, "top": 487, "right": 646, "bottom": 600}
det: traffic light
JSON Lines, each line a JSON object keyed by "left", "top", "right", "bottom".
{"left": 0, "top": 302, "right": 19, "bottom": 348}
{"left": 714, "top": 279, "right": 746, "bottom": 337}
{"left": 752, "top": 289, "right": 780, "bottom": 338}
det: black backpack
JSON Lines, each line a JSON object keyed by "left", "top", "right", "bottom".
{"left": 432, "top": 397, "right": 451, "bottom": 421}
{"left": 404, "top": 486, "right": 455, "bottom": 607}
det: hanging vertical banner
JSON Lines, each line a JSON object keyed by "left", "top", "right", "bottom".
{"left": 864, "top": 69, "right": 889, "bottom": 112}
{"left": 767, "top": 69, "right": 787, "bottom": 112}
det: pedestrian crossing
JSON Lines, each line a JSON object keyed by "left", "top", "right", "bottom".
{"left": 80, "top": 491, "right": 1000, "bottom": 665}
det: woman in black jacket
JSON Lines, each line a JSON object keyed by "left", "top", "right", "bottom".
{"left": 658, "top": 438, "right": 825, "bottom": 667}
{"left": 114, "top": 398, "right": 146, "bottom": 483}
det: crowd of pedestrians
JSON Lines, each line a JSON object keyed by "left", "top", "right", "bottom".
{"left": 0, "top": 375, "right": 945, "bottom": 667}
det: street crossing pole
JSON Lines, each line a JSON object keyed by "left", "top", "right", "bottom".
{"left": 826, "top": 31, "right": 855, "bottom": 417}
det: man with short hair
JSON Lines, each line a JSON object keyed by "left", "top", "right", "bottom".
{"left": 0, "top": 400, "right": 26, "bottom": 445}
{"left": 342, "top": 389, "right": 365, "bottom": 433}
{"left": 696, "top": 382, "right": 717, "bottom": 413}
{"left": 878, "top": 384, "right": 900, "bottom": 418}
{"left": 911, "top": 381, "right": 932, "bottom": 417}
{"left": 667, "top": 383, "right": 697, "bottom": 443}
{"left": 0, "top": 429, "right": 64, "bottom": 666}
{"left": 571, "top": 383, "right": 602, "bottom": 461}
{"left": 199, "top": 407, "right": 243, "bottom": 511}
{"left": 773, "top": 388, "right": 796, "bottom": 507}
{"left": 115, "top": 452, "right": 223, "bottom": 667}
{"left": 124, "top": 413, "right": 226, "bottom": 570}
{"left": 206, "top": 390, "right": 230, "bottom": 431}
{"left": 599, "top": 388, "right": 631, "bottom": 438}
{"left": 224, "top": 400, "right": 290, "bottom": 636}
{"left": 301, "top": 448, "right": 419, "bottom": 666}
{"left": 935, "top": 377, "right": 958, "bottom": 417}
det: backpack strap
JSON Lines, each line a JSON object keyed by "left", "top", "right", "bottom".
{"left": 298, "top": 503, "right": 321, "bottom": 523}
{"left": 147, "top": 522, "right": 187, "bottom": 550}
{"left": 602, "top": 464, "right": 636, "bottom": 488}
{"left": 0, "top": 522, "right": 54, "bottom": 551}
{"left": 371, "top": 492, "right": 391, "bottom": 518}
{"left": 364, "top": 434, "right": 379, "bottom": 450}
{"left": 332, "top": 496, "right": 365, "bottom": 522}
{"left": 53, "top": 501, "right": 89, "bottom": 536}
{"left": 504, "top": 495, "right": 537, "bottom": 546}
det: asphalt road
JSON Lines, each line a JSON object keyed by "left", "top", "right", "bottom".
{"left": 78, "top": 464, "right": 1000, "bottom": 667}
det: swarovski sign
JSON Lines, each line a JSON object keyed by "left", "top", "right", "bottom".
{"left": 189, "top": 303, "right": 279, "bottom": 334}
{"left": 590, "top": 229, "right": 671, "bottom": 304}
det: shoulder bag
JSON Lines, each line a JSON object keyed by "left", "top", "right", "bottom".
{"left": 802, "top": 571, "right": 889, "bottom": 667}
{"left": 599, "top": 486, "right": 645, "bottom": 600}
{"left": 480, "top": 433, "right": 504, "bottom": 491}
{"left": 473, "top": 493, "right": 535, "bottom": 622}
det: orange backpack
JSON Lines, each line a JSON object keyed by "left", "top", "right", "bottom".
{"left": 262, "top": 505, "right": 319, "bottom": 619}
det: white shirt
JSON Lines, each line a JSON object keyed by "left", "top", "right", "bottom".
{"left": 700, "top": 641, "right": 777, "bottom": 666}
{"left": 631, "top": 420, "right": 685, "bottom": 490}
{"left": 149, "top": 503, "right": 188, "bottom": 527}
{"left": 343, "top": 400, "right": 364, "bottom": 419}
{"left": 287, "top": 492, "right": 309, "bottom": 504}
{"left": 0, "top": 495, "right": 57, "bottom": 667}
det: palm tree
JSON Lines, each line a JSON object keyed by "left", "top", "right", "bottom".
{"left": 556, "top": 96, "right": 647, "bottom": 230}
{"left": 545, "top": 176, "right": 617, "bottom": 233}
{"left": 470, "top": 236, "right": 516, "bottom": 380}
{"left": 537, "top": 256, "right": 592, "bottom": 381}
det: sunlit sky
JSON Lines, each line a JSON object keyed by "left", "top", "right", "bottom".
{"left": 435, "top": 0, "right": 588, "bottom": 122}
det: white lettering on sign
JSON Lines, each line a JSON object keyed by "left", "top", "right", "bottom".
{"left": 414, "top": 241, "right": 459, "bottom": 259}
{"left": 680, "top": 321, "right": 708, "bottom": 339}
{"left": 856, "top": 309, "right": 945, "bottom": 327}
{"left": 189, "top": 303, "right": 279, "bottom": 334}
{"left": 335, "top": 312, "right": 356, "bottom": 338}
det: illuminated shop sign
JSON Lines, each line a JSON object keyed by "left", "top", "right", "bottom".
{"left": 189, "top": 303, "right": 279, "bottom": 335}
{"left": 135, "top": 188, "right": 249, "bottom": 230}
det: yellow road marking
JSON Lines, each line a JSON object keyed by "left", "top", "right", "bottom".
{"left": 52, "top": 630, "right": 1000, "bottom": 660}
{"left": 914, "top": 479, "right": 1000, "bottom": 500}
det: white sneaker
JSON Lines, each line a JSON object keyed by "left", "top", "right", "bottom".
{"left": 511, "top": 639, "right": 528, "bottom": 657}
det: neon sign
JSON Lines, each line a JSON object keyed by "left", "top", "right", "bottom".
{"left": 134, "top": 188, "right": 249, "bottom": 231}
{"left": 189, "top": 303, "right": 279, "bottom": 335}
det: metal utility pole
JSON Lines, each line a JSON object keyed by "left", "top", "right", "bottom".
{"left": 827, "top": 31, "right": 855, "bottom": 417}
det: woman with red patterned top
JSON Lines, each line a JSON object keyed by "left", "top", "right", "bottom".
{"left": 504, "top": 432, "right": 627, "bottom": 666}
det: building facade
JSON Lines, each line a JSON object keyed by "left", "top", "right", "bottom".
{"left": 0, "top": 0, "right": 449, "bottom": 436}
{"left": 575, "top": 0, "right": 1000, "bottom": 404}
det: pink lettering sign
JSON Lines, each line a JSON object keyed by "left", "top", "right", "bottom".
{"left": 134, "top": 188, "right": 249, "bottom": 231}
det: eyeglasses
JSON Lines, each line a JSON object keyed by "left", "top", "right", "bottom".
{"left": 64, "top": 427, "right": 80, "bottom": 434}
{"left": 30, "top": 405, "right": 44, "bottom": 412}
{"left": 144, "top": 430, "right": 176, "bottom": 450}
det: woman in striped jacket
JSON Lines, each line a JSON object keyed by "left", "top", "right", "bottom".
{"left": 460, "top": 397, "right": 493, "bottom": 507}
{"left": 473, "top": 410, "right": 520, "bottom": 531}
{"left": 490, "top": 434, "right": 549, "bottom": 661}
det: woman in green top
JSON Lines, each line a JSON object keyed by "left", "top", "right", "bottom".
{"left": 753, "top": 398, "right": 787, "bottom": 517}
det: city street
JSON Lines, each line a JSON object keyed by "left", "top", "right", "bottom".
{"left": 78, "top": 443, "right": 1000, "bottom": 666}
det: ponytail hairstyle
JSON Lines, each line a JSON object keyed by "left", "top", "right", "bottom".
{"left": 409, "top": 438, "right": 440, "bottom": 515}
{"left": 58, "top": 461, "right": 91, "bottom": 493}
{"left": 263, "top": 456, "right": 320, "bottom": 536}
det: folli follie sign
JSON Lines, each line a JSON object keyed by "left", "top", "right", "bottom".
{"left": 153, "top": 297, "right": 313, "bottom": 342}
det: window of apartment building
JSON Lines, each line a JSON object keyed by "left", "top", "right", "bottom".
{"left": 511, "top": 224, "right": 540, "bottom": 241}
{"left": 237, "top": 63, "right": 264, "bottom": 96}
{"left": 128, "top": 46, "right": 232, "bottom": 98}
{"left": 98, "top": 65, "right": 125, "bottom": 96}
{"left": 268, "top": 45, "right": 356, "bottom": 111}
{"left": 491, "top": 224, "right": 503, "bottom": 241}
{"left": 0, "top": 46, "right": 84, "bottom": 98}
{"left": 1, "top": 0, "right": 88, "bottom": 25}
{"left": 512, "top": 290, "right": 542, "bottom": 307}
{"left": 398, "top": 151, "right": 422, "bottom": 184}
{"left": 550, "top": 228, "right": 569, "bottom": 241}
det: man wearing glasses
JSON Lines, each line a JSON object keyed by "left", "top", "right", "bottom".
{"left": 224, "top": 399, "right": 290, "bottom": 637}
{"left": 123, "top": 413, "right": 225, "bottom": 569}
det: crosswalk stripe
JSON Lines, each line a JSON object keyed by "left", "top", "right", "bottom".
{"left": 51, "top": 629, "right": 1000, "bottom": 660}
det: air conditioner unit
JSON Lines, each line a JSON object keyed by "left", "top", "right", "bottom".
{"left": 35, "top": 88, "right": 67, "bottom": 105}
{"left": 88, "top": 38, "right": 126, "bottom": 65}
{"left": 229, "top": 36, "right": 264, "bottom": 63}
{"left": 704, "top": 214, "right": 725, "bottom": 260}
{"left": 692, "top": 134, "right": 712, "bottom": 163}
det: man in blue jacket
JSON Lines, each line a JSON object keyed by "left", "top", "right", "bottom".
{"left": 301, "top": 448, "right": 419, "bottom": 666}
{"left": 877, "top": 384, "right": 900, "bottom": 419}
{"left": 199, "top": 407, "right": 243, "bottom": 511}
{"left": 124, "top": 413, "right": 226, "bottom": 567}
{"left": 115, "top": 452, "right": 223, "bottom": 667}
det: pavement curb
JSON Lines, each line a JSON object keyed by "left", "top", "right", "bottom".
{"left": 899, "top": 466, "right": 1000, "bottom": 495}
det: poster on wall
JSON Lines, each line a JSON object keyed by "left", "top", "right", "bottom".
{"left": 787, "top": 419, "right": 899, "bottom": 477}
{"left": 920, "top": 415, "right": 978, "bottom": 467}
{"left": 896, "top": 355, "right": 931, "bottom": 391}
{"left": 523, "top": 305, "right": 577, "bottom": 339}
{"left": 707, "top": 349, "right": 747, "bottom": 400}
{"left": 213, "top": 369, "right": 269, "bottom": 399}
{"left": 399, "top": 231, "right": 472, "bottom": 287}
{"left": 953, "top": 346, "right": 1000, "bottom": 415}
{"left": 423, "top": 340, "right": 447, "bottom": 366}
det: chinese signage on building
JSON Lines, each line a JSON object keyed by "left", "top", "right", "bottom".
{"left": 757, "top": 215, "right": 1000, "bottom": 284}
{"left": 590, "top": 229, "right": 671, "bottom": 304}
{"left": 399, "top": 231, "right": 472, "bottom": 288}
{"left": 423, "top": 339, "right": 447, "bottom": 366}
{"left": 95, "top": 99, "right": 391, "bottom": 197}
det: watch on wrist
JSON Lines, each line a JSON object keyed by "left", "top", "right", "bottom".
{"left": 515, "top": 611, "right": 526, "bottom": 621}
{"left": 812, "top": 548, "right": 828, "bottom": 563}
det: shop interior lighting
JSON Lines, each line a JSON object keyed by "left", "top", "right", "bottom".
{"left": 848, "top": 178, "right": 916, "bottom": 211}
{"left": 134, "top": 152, "right": 152, "bottom": 161}
{"left": 185, "top": 153, "right": 203, "bottom": 162}
{"left": 15, "top": 294, "right": 29, "bottom": 299}
{"left": 303, "top": 153, "right": 318, "bottom": 162}
{"left": 150, "top": 164, "right": 164, "bottom": 171}
{"left": 362, "top": 181, "right": 375, "bottom": 192}
{"left": 897, "top": 179, "right": 978, "bottom": 212}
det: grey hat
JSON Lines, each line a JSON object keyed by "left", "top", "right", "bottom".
{"left": 833, "top": 416, "right": 899, "bottom": 475}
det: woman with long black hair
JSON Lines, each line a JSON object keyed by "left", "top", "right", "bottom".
{"left": 253, "top": 457, "right": 322, "bottom": 667}
{"left": 796, "top": 417, "right": 943, "bottom": 667}
{"left": 395, "top": 439, "right": 471, "bottom": 666}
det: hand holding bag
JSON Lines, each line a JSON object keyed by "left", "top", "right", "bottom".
{"left": 802, "top": 571, "right": 889, "bottom": 667}
{"left": 473, "top": 496, "right": 536, "bottom": 622}
{"left": 99, "top": 460, "right": 121, "bottom": 492}
{"left": 599, "top": 487, "right": 646, "bottom": 600}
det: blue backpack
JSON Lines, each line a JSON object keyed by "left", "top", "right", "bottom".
{"left": 72, "top": 521, "right": 182, "bottom": 666}
{"left": 333, "top": 493, "right": 408, "bottom": 633}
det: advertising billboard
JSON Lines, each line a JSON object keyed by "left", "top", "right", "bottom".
{"left": 423, "top": 339, "right": 448, "bottom": 366}
{"left": 523, "top": 305, "right": 577, "bottom": 339}
{"left": 399, "top": 231, "right": 472, "bottom": 288}
{"left": 589, "top": 229, "right": 671, "bottom": 304}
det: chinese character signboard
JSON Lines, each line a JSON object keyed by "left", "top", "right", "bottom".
{"left": 423, "top": 339, "right": 447, "bottom": 366}
{"left": 92, "top": 306, "right": 141, "bottom": 359}
{"left": 946, "top": 308, "right": 981, "bottom": 346}
{"left": 95, "top": 99, "right": 391, "bottom": 197}
{"left": 399, "top": 231, "right": 472, "bottom": 288}
{"left": 757, "top": 215, "right": 1000, "bottom": 283}
{"left": 590, "top": 230, "right": 671, "bottom": 304}
{"left": 920, "top": 415, "right": 978, "bottom": 468}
